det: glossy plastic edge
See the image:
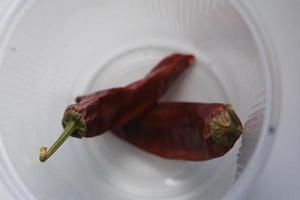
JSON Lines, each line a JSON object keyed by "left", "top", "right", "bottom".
{"left": 223, "top": 0, "right": 282, "bottom": 199}
{"left": 0, "top": 0, "right": 37, "bottom": 200}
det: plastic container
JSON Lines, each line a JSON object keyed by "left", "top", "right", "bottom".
{"left": 0, "top": 0, "right": 280, "bottom": 199}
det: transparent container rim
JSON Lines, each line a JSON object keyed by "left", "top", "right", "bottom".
{"left": 0, "top": 0, "right": 281, "bottom": 199}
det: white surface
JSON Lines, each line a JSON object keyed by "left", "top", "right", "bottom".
{"left": 0, "top": 181, "right": 13, "bottom": 199}
{"left": 244, "top": 0, "right": 300, "bottom": 199}
{"left": 0, "top": 0, "right": 299, "bottom": 199}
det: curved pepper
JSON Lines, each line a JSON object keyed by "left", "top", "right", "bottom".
{"left": 40, "top": 54, "right": 195, "bottom": 162}
{"left": 113, "top": 103, "right": 243, "bottom": 161}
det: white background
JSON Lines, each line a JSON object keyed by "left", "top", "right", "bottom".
{"left": 245, "top": 0, "right": 300, "bottom": 199}
{"left": 0, "top": 0, "right": 300, "bottom": 199}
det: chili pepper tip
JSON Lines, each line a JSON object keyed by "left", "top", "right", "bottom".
{"left": 187, "top": 55, "right": 196, "bottom": 65}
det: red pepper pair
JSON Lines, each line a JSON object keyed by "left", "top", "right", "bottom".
{"left": 39, "top": 54, "right": 242, "bottom": 162}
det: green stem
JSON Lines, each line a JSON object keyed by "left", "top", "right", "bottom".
{"left": 39, "top": 121, "right": 77, "bottom": 162}
{"left": 210, "top": 104, "right": 243, "bottom": 147}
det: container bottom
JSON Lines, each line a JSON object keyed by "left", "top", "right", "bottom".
{"left": 68, "top": 44, "right": 240, "bottom": 199}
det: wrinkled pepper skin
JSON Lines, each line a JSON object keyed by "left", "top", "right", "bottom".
{"left": 40, "top": 54, "right": 195, "bottom": 162}
{"left": 66, "top": 54, "right": 195, "bottom": 138}
{"left": 113, "top": 103, "right": 243, "bottom": 161}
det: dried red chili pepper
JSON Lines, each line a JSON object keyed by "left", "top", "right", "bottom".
{"left": 40, "top": 54, "right": 195, "bottom": 162}
{"left": 113, "top": 103, "right": 243, "bottom": 161}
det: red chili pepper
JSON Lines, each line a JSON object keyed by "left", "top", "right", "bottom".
{"left": 39, "top": 54, "right": 195, "bottom": 162}
{"left": 113, "top": 103, "right": 243, "bottom": 161}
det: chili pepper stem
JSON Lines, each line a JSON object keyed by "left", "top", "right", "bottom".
{"left": 210, "top": 104, "right": 243, "bottom": 147}
{"left": 39, "top": 121, "right": 77, "bottom": 162}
